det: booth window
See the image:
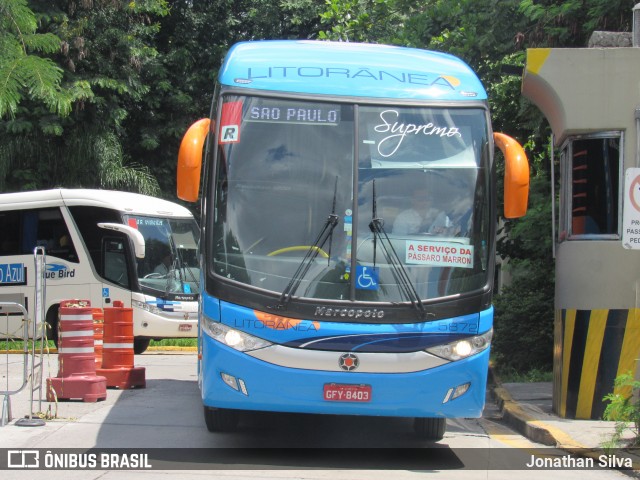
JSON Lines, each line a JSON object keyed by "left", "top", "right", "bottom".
{"left": 559, "top": 133, "right": 622, "bottom": 240}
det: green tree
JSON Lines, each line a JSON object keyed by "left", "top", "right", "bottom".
{"left": 318, "top": 0, "right": 406, "bottom": 42}
{"left": 0, "top": 0, "right": 167, "bottom": 194}
{"left": 0, "top": 0, "right": 84, "bottom": 118}
{"left": 519, "top": 0, "right": 635, "bottom": 47}
{"left": 493, "top": 175, "right": 555, "bottom": 372}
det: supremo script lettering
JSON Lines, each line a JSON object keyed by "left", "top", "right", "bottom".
{"left": 374, "top": 109, "right": 462, "bottom": 158}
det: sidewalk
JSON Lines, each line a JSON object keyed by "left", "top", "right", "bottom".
{"left": 490, "top": 372, "right": 640, "bottom": 471}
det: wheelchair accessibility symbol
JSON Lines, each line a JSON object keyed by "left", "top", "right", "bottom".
{"left": 356, "top": 266, "right": 379, "bottom": 290}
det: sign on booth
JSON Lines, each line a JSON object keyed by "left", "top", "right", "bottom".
{"left": 622, "top": 168, "right": 640, "bottom": 249}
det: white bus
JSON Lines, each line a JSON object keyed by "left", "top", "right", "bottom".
{"left": 0, "top": 189, "right": 200, "bottom": 353}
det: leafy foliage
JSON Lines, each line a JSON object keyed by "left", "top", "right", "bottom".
{"left": 519, "top": 0, "right": 635, "bottom": 47}
{"left": 602, "top": 372, "right": 640, "bottom": 447}
{"left": 0, "top": 0, "right": 168, "bottom": 193}
{"left": 0, "top": 0, "right": 71, "bottom": 117}
{"left": 493, "top": 175, "right": 555, "bottom": 372}
{"left": 0, "top": 128, "right": 159, "bottom": 194}
{"left": 319, "top": 0, "right": 404, "bottom": 42}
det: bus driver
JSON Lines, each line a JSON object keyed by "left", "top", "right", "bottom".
{"left": 392, "top": 189, "right": 454, "bottom": 235}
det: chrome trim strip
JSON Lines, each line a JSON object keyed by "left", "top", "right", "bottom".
{"left": 246, "top": 345, "right": 449, "bottom": 373}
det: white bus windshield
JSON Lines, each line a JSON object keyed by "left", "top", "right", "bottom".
{"left": 127, "top": 215, "right": 200, "bottom": 296}
{"left": 211, "top": 95, "right": 491, "bottom": 306}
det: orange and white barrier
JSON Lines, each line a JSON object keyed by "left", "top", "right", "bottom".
{"left": 96, "top": 301, "right": 145, "bottom": 389}
{"left": 46, "top": 300, "right": 107, "bottom": 402}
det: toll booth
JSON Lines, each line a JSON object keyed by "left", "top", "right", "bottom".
{"left": 522, "top": 42, "right": 640, "bottom": 419}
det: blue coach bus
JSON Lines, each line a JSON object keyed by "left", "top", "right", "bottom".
{"left": 176, "top": 41, "right": 529, "bottom": 440}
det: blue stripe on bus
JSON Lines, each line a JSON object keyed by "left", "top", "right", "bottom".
{"left": 282, "top": 332, "right": 469, "bottom": 353}
{"left": 207, "top": 300, "right": 493, "bottom": 349}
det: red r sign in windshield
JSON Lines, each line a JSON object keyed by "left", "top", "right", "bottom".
{"left": 219, "top": 101, "right": 243, "bottom": 144}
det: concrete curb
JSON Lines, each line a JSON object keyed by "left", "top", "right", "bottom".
{"left": 491, "top": 384, "right": 558, "bottom": 446}
{"left": 488, "top": 367, "right": 587, "bottom": 447}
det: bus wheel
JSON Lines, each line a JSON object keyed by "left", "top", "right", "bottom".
{"left": 204, "top": 406, "right": 239, "bottom": 432}
{"left": 133, "top": 338, "right": 151, "bottom": 354}
{"left": 414, "top": 417, "right": 446, "bottom": 441}
{"left": 45, "top": 305, "right": 60, "bottom": 348}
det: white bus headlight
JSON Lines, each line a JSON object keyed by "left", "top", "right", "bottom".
{"left": 426, "top": 329, "right": 492, "bottom": 361}
{"left": 202, "top": 316, "right": 272, "bottom": 352}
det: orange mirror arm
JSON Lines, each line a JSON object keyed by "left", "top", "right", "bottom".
{"left": 177, "top": 118, "right": 211, "bottom": 202}
{"left": 494, "top": 132, "right": 530, "bottom": 218}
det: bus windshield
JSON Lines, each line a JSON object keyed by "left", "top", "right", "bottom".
{"left": 126, "top": 215, "right": 200, "bottom": 296}
{"left": 211, "top": 95, "right": 491, "bottom": 307}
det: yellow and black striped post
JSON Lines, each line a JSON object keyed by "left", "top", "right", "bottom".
{"left": 553, "top": 308, "right": 640, "bottom": 419}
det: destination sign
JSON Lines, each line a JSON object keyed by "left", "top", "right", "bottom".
{"left": 246, "top": 103, "right": 340, "bottom": 126}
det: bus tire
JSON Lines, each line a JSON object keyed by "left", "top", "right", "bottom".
{"left": 204, "top": 406, "right": 239, "bottom": 432}
{"left": 414, "top": 417, "right": 446, "bottom": 441}
{"left": 45, "top": 305, "right": 60, "bottom": 348}
{"left": 133, "top": 338, "right": 151, "bottom": 354}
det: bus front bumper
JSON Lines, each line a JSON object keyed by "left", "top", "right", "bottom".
{"left": 200, "top": 335, "right": 489, "bottom": 418}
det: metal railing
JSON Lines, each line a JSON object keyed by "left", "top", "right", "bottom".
{"left": 0, "top": 246, "right": 47, "bottom": 427}
{"left": 1, "top": 301, "right": 29, "bottom": 426}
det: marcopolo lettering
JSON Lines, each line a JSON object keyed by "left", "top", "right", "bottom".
{"left": 315, "top": 306, "right": 385, "bottom": 319}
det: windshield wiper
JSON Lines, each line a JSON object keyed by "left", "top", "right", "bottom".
{"left": 369, "top": 180, "right": 429, "bottom": 320}
{"left": 164, "top": 234, "right": 184, "bottom": 295}
{"left": 164, "top": 227, "right": 199, "bottom": 295}
{"left": 172, "top": 236, "right": 200, "bottom": 293}
{"left": 272, "top": 178, "right": 339, "bottom": 310}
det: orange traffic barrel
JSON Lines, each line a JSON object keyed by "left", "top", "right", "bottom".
{"left": 46, "top": 300, "right": 107, "bottom": 402}
{"left": 96, "top": 301, "right": 145, "bottom": 389}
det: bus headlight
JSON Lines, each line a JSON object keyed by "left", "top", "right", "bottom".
{"left": 425, "top": 329, "right": 492, "bottom": 361}
{"left": 202, "top": 316, "right": 272, "bottom": 352}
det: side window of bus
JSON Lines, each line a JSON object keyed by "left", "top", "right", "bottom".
{"left": 559, "top": 134, "right": 621, "bottom": 240}
{"left": 0, "top": 211, "right": 20, "bottom": 255}
{"left": 36, "top": 208, "right": 78, "bottom": 262}
{"left": 68, "top": 206, "right": 126, "bottom": 283}
{"left": 103, "top": 238, "right": 130, "bottom": 288}
{"left": 0, "top": 208, "right": 78, "bottom": 262}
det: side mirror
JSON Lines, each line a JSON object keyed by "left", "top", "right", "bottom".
{"left": 177, "top": 118, "right": 211, "bottom": 202}
{"left": 494, "top": 132, "right": 530, "bottom": 218}
{"left": 98, "top": 223, "right": 146, "bottom": 258}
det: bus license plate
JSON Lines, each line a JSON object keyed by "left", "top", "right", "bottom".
{"left": 323, "top": 384, "right": 372, "bottom": 402}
